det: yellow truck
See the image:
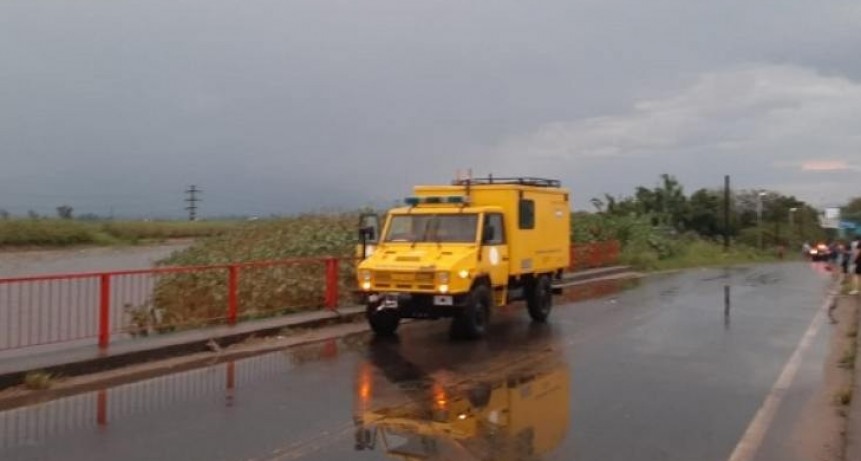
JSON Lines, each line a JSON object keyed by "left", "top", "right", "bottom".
{"left": 357, "top": 177, "right": 570, "bottom": 338}
{"left": 353, "top": 344, "right": 570, "bottom": 460}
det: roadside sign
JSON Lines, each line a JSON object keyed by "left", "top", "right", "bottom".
{"left": 821, "top": 207, "right": 841, "bottom": 229}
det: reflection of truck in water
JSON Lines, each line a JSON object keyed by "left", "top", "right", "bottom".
{"left": 353, "top": 342, "right": 570, "bottom": 460}
{"left": 356, "top": 177, "right": 571, "bottom": 339}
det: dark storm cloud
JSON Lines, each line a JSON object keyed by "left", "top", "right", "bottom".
{"left": 1, "top": 0, "right": 860, "bottom": 216}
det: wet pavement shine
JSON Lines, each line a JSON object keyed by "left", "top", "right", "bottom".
{"left": 0, "top": 262, "right": 835, "bottom": 461}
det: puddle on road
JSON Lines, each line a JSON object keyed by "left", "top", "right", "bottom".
{"left": 354, "top": 342, "right": 570, "bottom": 461}
{"left": 0, "top": 334, "right": 370, "bottom": 451}
{"left": 558, "top": 277, "right": 638, "bottom": 304}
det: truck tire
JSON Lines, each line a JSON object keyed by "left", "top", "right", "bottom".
{"left": 527, "top": 275, "right": 553, "bottom": 322}
{"left": 451, "top": 284, "right": 491, "bottom": 340}
{"left": 367, "top": 304, "right": 400, "bottom": 336}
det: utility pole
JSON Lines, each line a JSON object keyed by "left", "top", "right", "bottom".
{"left": 757, "top": 191, "right": 766, "bottom": 250}
{"left": 185, "top": 185, "right": 201, "bottom": 221}
{"left": 789, "top": 208, "right": 797, "bottom": 245}
{"left": 723, "top": 175, "right": 731, "bottom": 252}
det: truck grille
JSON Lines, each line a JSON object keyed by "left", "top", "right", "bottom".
{"left": 374, "top": 271, "right": 435, "bottom": 291}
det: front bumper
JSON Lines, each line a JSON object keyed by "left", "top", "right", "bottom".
{"left": 368, "top": 292, "right": 470, "bottom": 319}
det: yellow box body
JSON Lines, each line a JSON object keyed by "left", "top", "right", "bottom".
{"left": 357, "top": 181, "right": 570, "bottom": 298}
{"left": 412, "top": 184, "right": 570, "bottom": 276}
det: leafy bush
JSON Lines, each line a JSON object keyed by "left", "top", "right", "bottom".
{"left": 130, "top": 214, "right": 359, "bottom": 333}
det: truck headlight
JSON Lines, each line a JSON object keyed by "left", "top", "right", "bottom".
{"left": 437, "top": 272, "right": 450, "bottom": 284}
{"left": 458, "top": 269, "right": 470, "bottom": 279}
{"left": 360, "top": 270, "right": 372, "bottom": 290}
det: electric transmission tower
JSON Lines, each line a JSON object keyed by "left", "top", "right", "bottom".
{"left": 185, "top": 185, "right": 202, "bottom": 221}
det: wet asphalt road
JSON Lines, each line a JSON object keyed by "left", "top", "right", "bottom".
{"left": 0, "top": 262, "right": 835, "bottom": 461}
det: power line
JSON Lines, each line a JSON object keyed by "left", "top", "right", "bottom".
{"left": 184, "top": 185, "right": 202, "bottom": 221}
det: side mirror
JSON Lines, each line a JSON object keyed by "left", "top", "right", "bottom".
{"left": 359, "top": 226, "right": 376, "bottom": 242}
{"left": 358, "top": 213, "right": 381, "bottom": 244}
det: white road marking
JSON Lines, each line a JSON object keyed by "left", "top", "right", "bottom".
{"left": 726, "top": 290, "right": 836, "bottom": 461}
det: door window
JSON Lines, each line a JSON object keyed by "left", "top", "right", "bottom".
{"left": 483, "top": 214, "right": 505, "bottom": 245}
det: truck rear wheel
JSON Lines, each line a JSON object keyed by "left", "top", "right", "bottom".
{"left": 367, "top": 304, "right": 400, "bottom": 336}
{"left": 527, "top": 275, "right": 553, "bottom": 322}
{"left": 450, "top": 284, "right": 491, "bottom": 340}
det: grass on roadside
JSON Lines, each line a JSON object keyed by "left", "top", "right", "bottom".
{"left": 620, "top": 239, "right": 783, "bottom": 272}
{"left": 835, "top": 387, "right": 854, "bottom": 406}
{"left": 23, "top": 371, "right": 55, "bottom": 390}
{"left": 839, "top": 346, "right": 857, "bottom": 370}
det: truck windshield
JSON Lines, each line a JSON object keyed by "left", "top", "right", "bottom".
{"left": 385, "top": 214, "right": 478, "bottom": 243}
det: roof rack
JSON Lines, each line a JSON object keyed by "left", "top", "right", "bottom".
{"left": 451, "top": 176, "right": 561, "bottom": 188}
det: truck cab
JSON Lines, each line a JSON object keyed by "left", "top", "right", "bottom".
{"left": 357, "top": 177, "right": 570, "bottom": 339}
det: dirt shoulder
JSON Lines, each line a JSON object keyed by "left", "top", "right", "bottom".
{"left": 788, "top": 291, "right": 857, "bottom": 461}
{"left": 844, "top": 294, "right": 861, "bottom": 460}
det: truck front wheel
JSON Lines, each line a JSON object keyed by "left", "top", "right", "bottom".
{"left": 527, "top": 275, "right": 553, "bottom": 322}
{"left": 367, "top": 304, "right": 400, "bottom": 336}
{"left": 451, "top": 284, "right": 491, "bottom": 340}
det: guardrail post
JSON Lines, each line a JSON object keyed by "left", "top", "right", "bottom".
{"left": 325, "top": 258, "right": 339, "bottom": 310}
{"left": 227, "top": 265, "right": 239, "bottom": 325}
{"left": 98, "top": 274, "right": 111, "bottom": 349}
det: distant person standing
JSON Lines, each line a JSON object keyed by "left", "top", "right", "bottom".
{"left": 802, "top": 241, "right": 811, "bottom": 259}
{"left": 828, "top": 240, "right": 840, "bottom": 271}
{"left": 851, "top": 237, "right": 860, "bottom": 295}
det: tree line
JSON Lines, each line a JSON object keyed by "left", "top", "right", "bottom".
{"left": 588, "top": 174, "right": 830, "bottom": 247}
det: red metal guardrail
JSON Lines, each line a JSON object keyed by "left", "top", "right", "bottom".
{"left": 0, "top": 242, "right": 619, "bottom": 355}
{"left": 570, "top": 240, "right": 621, "bottom": 271}
{"left": 0, "top": 258, "right": 343, "bottom": 353}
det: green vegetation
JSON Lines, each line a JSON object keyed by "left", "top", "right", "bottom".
{"left": 842, "top": 197, "right": 861, "bottom": 224}
{"left": 121, "top": 174, "right": 836, "bottom": 331}
{"left": 835, "top": 387, "right": 853, "bottom": 406}
{"left": 23, "top": 371, "right": 55, "bottom": 390}
{"left": 839, "top": 346, "right": 857, "bottom": 370}
{"left": 574, "top": 174, "right": 824, "bottom": 271}
{"left": 127, "top": 214, "right": 358, "bottom": 334}
{"left": 0, "top": 219, "right": 240, "bottom": 247}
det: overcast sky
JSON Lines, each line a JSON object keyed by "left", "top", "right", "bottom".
{"left": 1, "top": 1, "right": 860, "bottom": 218}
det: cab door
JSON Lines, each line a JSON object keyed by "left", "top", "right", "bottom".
{"left": 481, "top": 213, "right": 509, "bottom": 288}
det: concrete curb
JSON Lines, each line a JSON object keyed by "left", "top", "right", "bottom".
{"left": 846, "top": 294, "right": 861, "bottom": 461}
